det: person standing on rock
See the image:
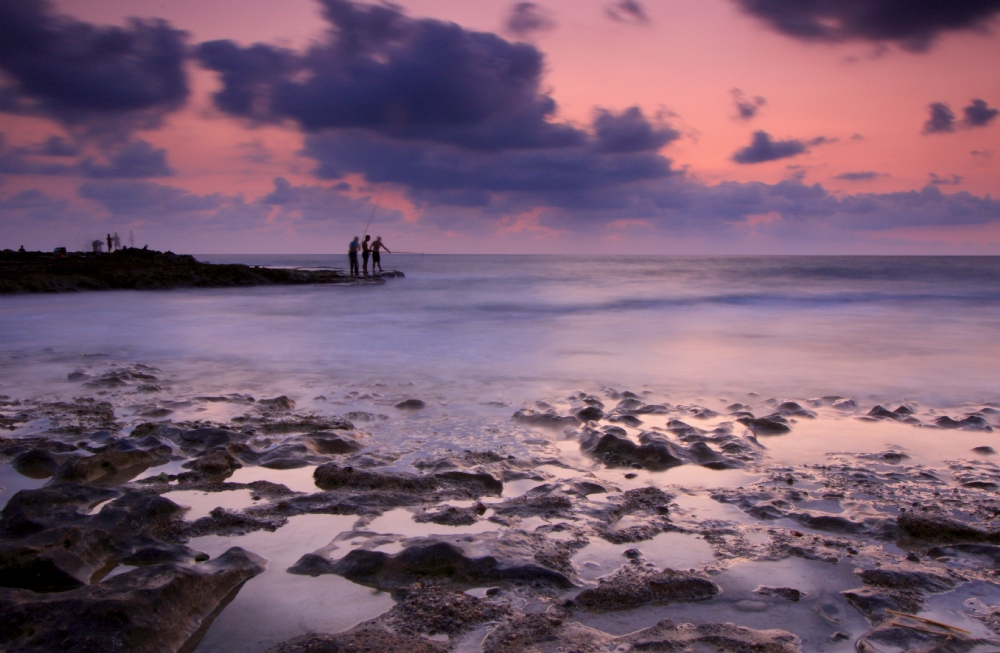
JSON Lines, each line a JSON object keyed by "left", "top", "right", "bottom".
{"left": 348, "top": 236, "right": 360, "bottom": 277}
{"left": 113, "top": 232, "right": 121, "bottom": 251}
{"left": 361, "top": 235, "right": 372, "bottom": 276}
{"left": 106, "top": 233, "right": 113, "bottom": 253}
{"left": 371, "top": 236, "right": 390, "bottom": 273}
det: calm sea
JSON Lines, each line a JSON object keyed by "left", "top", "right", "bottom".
{"left": 1, "top": 255, "right": 998, "bottom": 406}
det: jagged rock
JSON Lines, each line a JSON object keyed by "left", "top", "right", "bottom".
{"left": 434, "top": 470, "right": 503, "bottom": 495}
{"left": 898, "top": 510, "right": 1000, "bottom": 544}
{"left": 258, "top": 396, "right": 295, "bottom": 411}
{"left": 935, "top": 414, "right": 993, "bottom": 431}
{"left": 0, "top": 548, "right": 265, "bottom": 653}
{"left": 737, "top": 415, "right": 792, "bottom": 435}
{"left": 857, "top": 566, "right": 957, "bottom": 593}
{"left": 578, "top": 429, "right": 687, "bottom": 470}
{"left": 512, "top": 408, "right": 578, "bottom": 427}
{"left": 756, "top": 586, "right": 805, "bottom": 601}
{"left": 264, "top": 628, "right": 445, "bottom": 653}
{"left": 857, "top": 613, "right": 988, "bottom": 652}
{"left": 53, "top": 446, "right": 165, "bottom": 484}
{"left": 313, "top": 464, "right": 438, "bottom": 493}
{"left": 302, "top": 433, "right": 361, "bottom": 454}
{"left": 11, "top": 449, "right": 60, "bottom": 478}
{"left": 842, "top": 586, "right": 922, "bottom": 624}
{"left": 384, "top": 584, "right": 512, "bottom": 636}
{"left": 288, "top": 541, "right": 573, "bottom": 590}
{"left": 575, "top": 566, "right": 719, "bottom": 611}
{"left": 183, "top": 449, "right": 243, "bottom": 477}
{"left": 414, "top": 505, "right": 483, "bottom": 526}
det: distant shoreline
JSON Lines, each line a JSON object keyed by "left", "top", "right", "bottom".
{"left": 0, "top": 248, "right": 402, "bottom": 294}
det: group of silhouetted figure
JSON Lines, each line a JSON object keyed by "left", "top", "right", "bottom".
{"left": 348, "top": 235, "right": 390, "bottom": 277}
{"left": 91, "top": 232, "right": 137, "bottom": 253}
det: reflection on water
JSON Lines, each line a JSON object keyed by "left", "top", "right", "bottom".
{"left": 190, "top": 514, "right": 392, "bottom": 653}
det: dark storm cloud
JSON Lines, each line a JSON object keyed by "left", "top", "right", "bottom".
{"left": 0, "top": 0, "right": 189, "bottom": 136}
{"left": 731, "top": 0, "right": 1000, "bottom": 51}
{"left": 835, "top": 171, "right": 885, "bottom": 181}
{"left": 732, "top": 131, "right": 806, "bottom": 164}
{"left": 593, "top": 107, "right": 679, "bottom": 153}
{"left": 731, "top": 88, "right": 766, "bottom": 120}
{"left": 38, "top": 135, "right": 79, "bottom": 157}
{"left": 962, "top": 99, "right": 999, "bottom": 127}
{"left": 197, "top": 0, "right": 582, "bottom": 151}
{"left": 303, "top": 129, "right": 675, "bottom": 205}
{"left": 505, "top": 3, "right": 556, "bottom": 37}
{"left": 605, "top": 0, "right": 651, "bottom": 25}
{"left": 923, "top": 102, "right": 956, "bottom": 133}
{"left": 81, "top": 141, "right": 173, "bottom": 178}
{"left": 198, "top": 0, "right": 679, "bottom": 207}
{"left": 261, "top": 176, "right": 402, "bottom": 224}
{"left": 78, "top": 180, "right": 222, "bottom": 216}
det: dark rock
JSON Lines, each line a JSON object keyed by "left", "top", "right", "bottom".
{"left": 183, "top": 450, "right": 243, "bottom": 477}
{"left": 576, "top": 566, "right": 720, "bottom": 611}
{"left": 183, "top": 507, "right": 288, "bottom": 538}
{"left": 53, "top": 447, "right": 165, "bottom": 484}
{"left": 842, "top": 587, "right": 922, "bottom": 625}
{"left": 395, "top": 399, "right": 426, "bottom": 411}
{"left": 857, "top": 566, "right": 957, "bottom": 593}
{"left": 434, "top": 471, "right": 503, "bottom": 495}
{"left": 289, "top": 541, "right": 573, "bottom": 590}
{"left": 303, "top": 434, "right": 361, "bottom": 454}
{"left": 258, "top": 396, "right": 295, "bottom": 411}
{"left": 313, "top": 464, "right": 438, "bottom": 493}
{"left": 737, "top": 415, "right": 791, "bottom": 435}
{"left": 755, "top": 586, "right": 805, "bottom": 601}
{"left": 120, "top": 543, "right": 205, "bottom": 566}
{"left": 897, "top": 510, "right": 1000, "bottom": 544}
{"left": 973, "top": 446, "right": 997, "bottom": 455}
{"left": 383, "top": 584, "right": 512, "bottom": 636}
{"left": 511, "top": 408, "right": 578, "bottom": 428}
{"left": 935, "top": 415, "right": 992, "bottom": 431}
{"left": 259, "top": 416, "right": 354, "bottom": 434}
{"left": 573, "top": 405, "right": 604, "bottom": 422}
{"left": 493, "top": 494, "right": 573, "bottom": 518}
{"left": 619, "top": 620, "right": 802, "bottom": 653}
{"left": 867, "top": 405, "right": 902, "bottom": 420}
{"left": 579, "top": 429, "right": 687, "bottom": 471}
{"left": 857, "top": 614, "right": 985, "bottom": 652}
{"left": 0, "top": 547, "right": 265, "bottom": 653}
{"left": 264, "top": 628, "right": 445, "bottom": 653}
{"left": 414, "top": 506, "right": 481, "bottom": 526}
{"left": 12, "top": 449, "right": 60, "bottom": 479}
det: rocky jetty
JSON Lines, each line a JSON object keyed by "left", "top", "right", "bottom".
{"left": 0, "top": 248, "right": 402, "bottom": 293}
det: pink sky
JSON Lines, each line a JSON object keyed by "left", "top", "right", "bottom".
{"left": 1, "top": 0, "right": 998, "bottom": 253}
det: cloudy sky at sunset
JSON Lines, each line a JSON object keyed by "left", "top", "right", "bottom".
{"left": 1, "top": 0, "right": 999, "bottom": 254}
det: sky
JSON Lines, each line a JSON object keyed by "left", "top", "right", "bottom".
{"left": 1, "top": 0, "right": 999, "bottom": 254}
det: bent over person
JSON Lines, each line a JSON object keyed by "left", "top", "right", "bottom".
{"left": 370, "top": 236, "right": 390, "bottom": 273}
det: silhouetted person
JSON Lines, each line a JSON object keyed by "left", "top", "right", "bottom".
{"left": 348, "top": 236, "right": 360, "bottom": 277}
{"left": 18, "top": 245, "right": 25, "bottom": 253}
{"left": 113, "top": 232, "right": 121, "bottom": 251}
{"left": 361, "top": 235, "right": 371, "bottom": 276}
{"left": 106, "top": 233, "right": 113, "bottom": 253}
{"left": 371, "top": 236, "right": 390, "bottom": 273}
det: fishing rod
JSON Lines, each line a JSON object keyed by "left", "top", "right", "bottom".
{"left": 362, "top": 192, "right": 380, "bottom": 238}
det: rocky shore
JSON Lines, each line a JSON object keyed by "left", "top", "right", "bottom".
{"left": 2, "top": 364, "right": 1000, "bottom": 652}
{"left": 0, "top": 249, "right": 402, "bottom": 293}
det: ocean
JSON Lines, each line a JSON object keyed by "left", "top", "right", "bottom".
{"left": 2, "top": 255, "right": 998, "bottom": 405}
{"left": 2, "top": 255, "right": 1000, "bottom": 652}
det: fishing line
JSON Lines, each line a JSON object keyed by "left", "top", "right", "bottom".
{"left": 362, "top": 191, "right": 381, "bottom": 238}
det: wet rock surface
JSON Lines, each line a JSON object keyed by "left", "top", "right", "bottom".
{"left": 4, "top": 377, "right": 1000, "bottom": 652}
